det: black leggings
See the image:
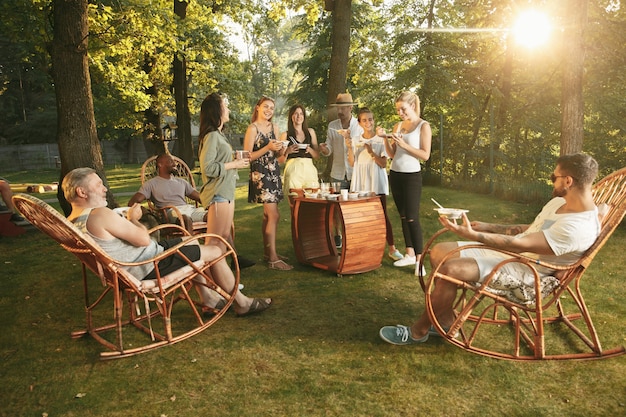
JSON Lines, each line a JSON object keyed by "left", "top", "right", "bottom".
{"left": 389, "top": 170, "right": 423, "bottom": 254}
{"left": 379, "top": 194, "right": 395, "bottom": 247}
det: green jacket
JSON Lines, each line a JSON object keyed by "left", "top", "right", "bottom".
{"left": 199, "top": 130, "right": 237, "bottom": 205}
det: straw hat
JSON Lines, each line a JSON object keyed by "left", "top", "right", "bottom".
{"left": 330, "top": 92, "right": 357, "bottom": 107}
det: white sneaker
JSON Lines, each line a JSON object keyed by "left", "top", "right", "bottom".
{"left": 393, "top": 255, "right": 416, "bottom": 267}
{"left": 415, "top": 263, "right": 427, "bottom": 277}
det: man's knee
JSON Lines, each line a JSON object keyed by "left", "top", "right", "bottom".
{"left": 200, "top": 245, "right": 222, "bottom": 261}
{"left": 430, "top": 242, "right": 458, "bottom": 266}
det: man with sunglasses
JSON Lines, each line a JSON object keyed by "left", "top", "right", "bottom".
{"left": 380, "top": 153, "right": 601, "bottom": 345}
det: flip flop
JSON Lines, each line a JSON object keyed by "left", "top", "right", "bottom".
{"left": 236, "top": 298, "right": 272, "bottom": 317}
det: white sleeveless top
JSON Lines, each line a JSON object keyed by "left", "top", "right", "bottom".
{"left": 390, "top": 120, "right": 425, "bottom": 173}
{"left": 72, "top": 208, "right": 162, "bottom": 279}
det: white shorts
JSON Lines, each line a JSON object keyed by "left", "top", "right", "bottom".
{"left": 457, "top": 242, "right": 541, "bottom": 287}
{"left": 167, "top": 205, "right": 207, "bottom": 222}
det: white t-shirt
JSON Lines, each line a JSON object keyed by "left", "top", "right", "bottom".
{"left": 520, "top": 197, "right": 600, "bottom": 268}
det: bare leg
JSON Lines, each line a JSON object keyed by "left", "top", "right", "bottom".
{"left": 263, "top": 202, "right": 280, "bottom": 262}
{"left": 411, "top": 257, "right": 481, "bottom": 338}
{"left": 200, "top": 245, "right": 270, "bottom": 314}
{"left": 205, "top": 201, "right": 235, "bottom": 250}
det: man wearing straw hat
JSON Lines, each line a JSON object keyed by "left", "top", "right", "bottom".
{"left": 320, "top": 92, "right": 364, "bottom": 189}
{"left": 319, "top": 92, "right": 363, "bottom": 248}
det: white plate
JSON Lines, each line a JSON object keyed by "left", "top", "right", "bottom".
{"left": 113, "top": 207, "right": 129, "bottom": 216}
{"left": 434, "top": 208, "right": 469, "bottom": 219}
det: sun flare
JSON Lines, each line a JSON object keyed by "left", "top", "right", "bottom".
{"left": 512, "top": 10, "right": 552, "bottom": 49}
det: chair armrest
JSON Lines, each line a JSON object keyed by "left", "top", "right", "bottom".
{"left": 426, "top": 243, "right": 580, "bottom": 308}
{"left": 109, "top": 233, "right": 236, "bottom": 293}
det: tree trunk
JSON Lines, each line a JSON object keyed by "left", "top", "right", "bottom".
{"left": 323, "top": 0, "right": 352, "bottom": 180}
{"left": 142, "top": 55, "right": 165, "bottom": 157}
{"left": 560, "top": 0, "right": 588, "bottom": 155}
{"left": 326, "top": 0, "right": 352, "bottom": 109}
{"left": 50, "top": 0, "right": 113, "bottom": 215}
{"left": 172, "top": 0, "right": 194, "bottom": 168}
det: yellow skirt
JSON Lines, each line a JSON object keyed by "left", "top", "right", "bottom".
{"left": 283, "top": 158, "right": 319, "bottom": 196}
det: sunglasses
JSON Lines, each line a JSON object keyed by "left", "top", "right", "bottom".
{"left": 550, "top": 173, "right": 568, "bottom": 183}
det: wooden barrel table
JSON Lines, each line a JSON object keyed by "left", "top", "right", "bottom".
{"left": 291, "top": 195, "right": 386, "bottom": 275}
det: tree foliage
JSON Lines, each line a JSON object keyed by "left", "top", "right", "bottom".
{"left": 1, "top": 0, "right": 625, "bottom": 184}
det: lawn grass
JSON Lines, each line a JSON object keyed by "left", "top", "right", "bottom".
{"left": 1, "top": 167, "right": 625, "bottom": 416}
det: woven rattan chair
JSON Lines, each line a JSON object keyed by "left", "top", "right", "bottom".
{"left": 419, "top": 167, "right": 626, "bottom": 360}
{"left": 13, "top": 193, "right": 240, "bottom": 359}
{"left": 141, "top": 154, "right": 207, "bottom": 234}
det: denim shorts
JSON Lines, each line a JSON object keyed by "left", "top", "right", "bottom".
{"left": 211, "top": 195, "right": 230, "bottom": 204}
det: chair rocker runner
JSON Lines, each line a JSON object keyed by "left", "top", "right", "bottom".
{"left": 419, "top": 167, "right": 626, "bottom": 360}
{"left": 13, "top": 193, "right": 240, "bottom": 359}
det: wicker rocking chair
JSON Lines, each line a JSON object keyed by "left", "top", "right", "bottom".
{"left": 13, "top": 194, "right": 240, "bottom": 360}
{"left": 419, "top": 167, "right": 626, "bottom": 360}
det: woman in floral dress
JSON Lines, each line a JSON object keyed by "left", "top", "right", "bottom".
{"left": 243, "top": 96, "right": 293, "bottom": 270}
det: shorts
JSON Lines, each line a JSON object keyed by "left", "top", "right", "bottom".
{"left": 167, "top": 205, "right": 207, "bottom": 222}
{"left": 142, "top": 238, "right": 201, "bottom": 280}
{"left": 457, "top": 242, "right": 544, "bottom": 287}
{"left": 210, "top": 195, "right": 230, "bottom": 204}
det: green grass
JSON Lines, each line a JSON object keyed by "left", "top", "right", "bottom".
{"left": 1, "top": 168, "right": 626, "bottom": 416}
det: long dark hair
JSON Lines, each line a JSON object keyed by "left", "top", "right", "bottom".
{"left": 199, "top": 93, "right": 223, "bottom": 139}
{"left": 286, "top": 104, "right": 311, "bottom": 143}
{"left": 198, "top": 92, "right": 224, "bottom": 154}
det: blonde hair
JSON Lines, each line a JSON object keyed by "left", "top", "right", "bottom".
{"left": 395, "top": 91, "right": 420, "bottom": 115}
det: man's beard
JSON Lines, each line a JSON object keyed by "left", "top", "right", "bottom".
{"left": 552, "top": 187, "right": 568, "bottom": 198}
{"left": 87, "top": 190, "right": 108, "bottom": 208}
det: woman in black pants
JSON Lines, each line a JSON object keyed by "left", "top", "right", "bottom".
{"left": 381, "top": 91, "right": 432, "bottom": 276}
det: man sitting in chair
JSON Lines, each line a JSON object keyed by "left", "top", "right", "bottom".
{"left": 380, "top": 153, "right": 601, "bottom": 345}
{"left": 63, "top": 167, "right": 271, "bottom": 317}
{"left": 128, "top": 153, "right": 255, "bottom": 269}
{"left": 128, "top": 153, "right": 207, "bottom": 231}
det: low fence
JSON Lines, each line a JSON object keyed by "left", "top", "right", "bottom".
{"left": 1, "top": 134, "right": 246, "bottom": 172}
{"left": 0, "top": 142, "right": 148, "bottom": 172}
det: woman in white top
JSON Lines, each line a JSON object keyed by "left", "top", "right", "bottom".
{"left": 381, "top": 91, "right": 432, "bottom": 275}
{"left": 349, "top": 107, "right": 402, "bottom": 261}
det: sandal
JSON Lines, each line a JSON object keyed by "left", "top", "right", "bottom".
{"left": 263, "top": 254, "right": 289, "bottom": 261}
{"left": 236, "top": 298, "right": 272, "bottom": 317}
{"left": 268, "top": 259, "right": 293, "bottom": 270}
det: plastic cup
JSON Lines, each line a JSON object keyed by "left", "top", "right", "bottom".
{"left": 340, "top": 189, "right": 349, "bottom": 199}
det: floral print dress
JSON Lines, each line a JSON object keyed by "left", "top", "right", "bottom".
{"left": 248, "top": 127, "right": 284, "bottom": 203}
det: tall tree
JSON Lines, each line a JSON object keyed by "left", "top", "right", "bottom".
{"left": 560, "top": 0, "right": 588, "bottom": 155}
{"left": 172, "top": 0, "right": 194, "bottom": 167}
{"left": 50, "top": 0, "right": 113, "bottom": 214}
{"left": 325, "top": 0, "right": 352, "bottom": 108}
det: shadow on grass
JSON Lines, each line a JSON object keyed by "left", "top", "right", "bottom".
{"left": 1, "top": 185, "right": 625, "bottom": 416}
